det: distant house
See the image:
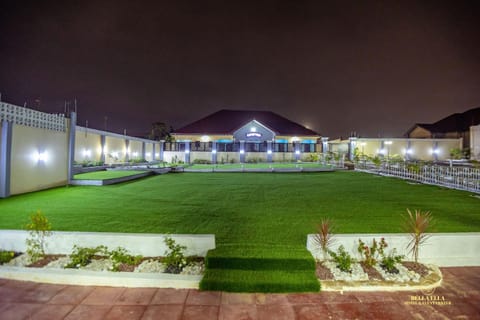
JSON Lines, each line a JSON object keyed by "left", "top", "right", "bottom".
{"left": 170, "top": 109, "right": 320, "bottom": 163}
{"left": 405, "top": 107, "right": 480, "bottom": 149}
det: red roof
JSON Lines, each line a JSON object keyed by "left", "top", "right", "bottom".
{"left": 175, "top": 109, "right": 318, "bottom": 136}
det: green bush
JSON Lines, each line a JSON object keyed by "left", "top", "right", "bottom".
{"left": 380, "top": 249, "right": 404, "bottom": 274}
{"left": 328, "top": 245, "right": 353, "bottom": 273}
{"left": 163, "top": 236, "right": 187, "bottom": 274}
{"left": 357, "top": 238, "right": 387, "bottom": 267}
{"left": 193, "top": 159, "right": 212, "bottom": 164}
{"left": 24, "top": 211, "right": 52, "bottom": 263}
{"left": 65, "top": 245, "right": 108, "bottom": 269}
{"left": 0, "top": 250, "right": 15, "bottom": 264}
{"left": 108, "top": 247, "right": 143, "bottom": 271}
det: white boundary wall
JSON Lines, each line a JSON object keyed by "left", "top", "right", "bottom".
{"left": 0, "top": 230, "right": 215, "bottom": 257}
{"left": 307, "top": 233, "right": 480, "bottom": 267}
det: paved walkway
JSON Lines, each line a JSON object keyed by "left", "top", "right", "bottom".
{"left": 0, "top": 267, "right": 479, "bottom": 319}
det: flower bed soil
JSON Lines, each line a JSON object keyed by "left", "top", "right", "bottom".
{"left": 5, "top": 254, "right": 204, "bottom": 276}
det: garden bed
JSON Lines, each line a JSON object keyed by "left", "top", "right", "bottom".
{"left": 316, "top": 260, "right": 442, "bottom": 291}
{"left": 5, "top": 253, "right": 205, "bottom": 275}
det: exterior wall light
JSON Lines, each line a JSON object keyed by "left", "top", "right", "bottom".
{"left": 201, "top": 135, "right": 210, "bottom": 142}
{"left": 212, "top": 149, "right": 217, "bottom": 154}
{"left": 133, "top": 152, "right": 138, "bottom": 157}
{"left": 83, "top": 149, "right": 91, "bottom": 158}
{"left": 185, "top": 150, "right": 190, "bottom": 154}
{"left": 155, "top": 153, "right": 159, "bottom": 157}
{"left": 239, "top": 149, "right": 245, "bottom": 154}
{"left": 433, "top": 148, "right": 440, "bottom": 155}
{"left": 406, "top": 148, "right": 413, "bottom": 154}
{"left": 250, "top": 127, "right": 257, "bottom": 132}
{"left": 291, "top": 136, "right": 299, "bottom": 142}
{"left": 112, "top": 152, "right": 119, "bottom": 158}
{"left": 146, "top": 152, "right": 151, "bottom": 157}
{"left": 295, "top": 150, "right": 300, "bottom": 155}
{"left": 267, "top": 150, "right": 272, "bottom": 154}
{"left": 384, "top": 141, "right": 393, "bottom": 145}
{"left": 33, "top": 151, "right": 48, "bottom": 163}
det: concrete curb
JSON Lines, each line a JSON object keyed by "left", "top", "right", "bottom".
{"left": 0, "top": 266, "right": 202, "bottom": 288}
{"left": 320, "top": 265, "right": 443, "bottom": 292}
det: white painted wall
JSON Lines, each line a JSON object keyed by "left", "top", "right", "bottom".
{"left": 0, "top": 230, "right": 215, "bottom": 257}
{"left": 307, "top": 233, "right": 480, "bottom": 267}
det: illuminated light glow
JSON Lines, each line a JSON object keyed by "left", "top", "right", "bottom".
{"left": 360, "top": 142, "right": 366, "bottom": 146}
{"left": 250, "top": 127, "right": 257, "bottom": 132}
{"left": 433, "top": 148, "right": 440, "bottom": 155}
{"left": 82, "top": 149, "right": 91, "bottom": 157}
{"left": 185, "top": 150, "right": 190, "bottom": 154}
{"left": 102, "top": 147, "right": 107, "bottom": 155}
{"left": 112, "top": 152, "right": 119, "bottom": 158}
{"left": 212, "top": 149, "right": 217, "bottom": 154}
{"left": 133, "top": 152, "right": 138, "bottom": 157}
{"left": 379, "top": 148, "right": 387, "bottom": 155}
{"left": 267, "top": 150, "right": 272, "bottom": 154}
{"left": 291, "top": 136, "right": 299, "bottom": 142}
{"left": 32, "top": 151, "right": 48, "bottom": 162}
{"left": 384, "top": 141, "right": 393, "bottom": 145}
{"left": 295, "top": 150, "right": 300, "bottom": 155}
{"left": 246, "top": 132, "right": 262, "bottom": 138}
{"left": 155, "top": 153, "right": 159, "bottom": 157}
{"left": 146, "top": 152, "right": 151, "bottom": 157}
{"left": 403, "top": 148, "right": 413, "bottom": 155}
{"left": 201, "top": 135, "right": 210, "bottom": 142}
{"left": 239, "top": 149, "right": 245, "bottom": 154}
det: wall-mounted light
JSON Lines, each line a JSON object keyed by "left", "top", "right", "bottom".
{"left": 267, "top": 150, "right": 272, "bottom": 154}
{"left": 384, "top": 141, "right": 393, "bottom": 145}
{"left": 146, "top": 152, "right": 151, "bottom": 157}
{"left": 155, "top": 153, "right": 159, "bottom": 157}
{"left": 82, "top": 149, "right": 91, "bottom": 158}
{"left": 378, "top": 148, "right": 387, "bottom": 155}
{"left": 133, "top": 152, "right": 139, "bottom": 157}
{"left": 291, "top": 136, "right": 299, "bottom": 142}
{"left": 239, "top": 149, "right": 245, "bottom": 154}
{"left": 201, "top": 135, "right": 210, "bottom": 142}
{"left": 404, "top": 148, "right": 413, "bottom": 155}
{"left": 250, "top": 127, "right": 257, "bottom": 132}
{"left": 185, "top": 150, "right": 190, "bottom": 154}
{"left": 212, "top": 149, "right": 217, "bottom": 154}
{"left": 112, "top": 151, "right": 119, "bottom": 158}
{"left": 32, "top": 151, "right": 48, "bottom": 163}
{"left": 295, "top": 150, "right": 300, "bottom": 155}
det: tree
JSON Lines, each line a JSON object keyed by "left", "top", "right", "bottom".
{"left": 148, "top": 122, "right": 174, "bottom": 142}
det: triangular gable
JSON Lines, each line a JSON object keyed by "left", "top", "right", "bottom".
{"left": 233, "top": 120, "right": 275, "bottom": 141}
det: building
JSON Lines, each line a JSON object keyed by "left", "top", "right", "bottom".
{"left": 405, "top": 107, "right": 480, "bottom": 150}
{"left": 170, "top": 109, "right": 320, "bottom": 163}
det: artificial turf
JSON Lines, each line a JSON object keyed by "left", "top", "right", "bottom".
{"left": 73, "top": 170, "right": 147, "bottom": 180}
{"left": 1, "top": 171, "right": 478, "bottom": 292}
{"left": 1, "top": 171, "right": 479, "bottom": 245}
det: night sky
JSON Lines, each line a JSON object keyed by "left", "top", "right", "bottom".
{"left": 1, "top": 0, "right": 479, "bottom": 138}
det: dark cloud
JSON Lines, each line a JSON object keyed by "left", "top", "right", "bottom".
{"left": 1, "top": 0, "right": 479, "bottom": 138}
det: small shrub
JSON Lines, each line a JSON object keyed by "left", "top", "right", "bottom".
{"left": 357, "top": 238, "right": 387, "bottom": 267}
{"left": 163, "top": 236, "right": 187, "bottom": 274}
{"left": 404, "top": 209, "right": 433, "bottom": 263}
{"left": 24, "top": 211, "right": 52, "bottom": 263}
{"left": 193, "top": 159, "right": 211, "bottom": 164}
{"left": 313, "top": 218, "right": 335, "bottom": 261}
{"left": 380, "top": 249, "right": 404, "bottom": 274}
{"left": 0, "top": 250, "right": 15, "bottom": 264}
{"left": 109, "top": 247, "right": 143, "bottom": 271}
{"left": 328, "top": 245, "right": 353, "bottom": 273}
{"left": 65, "top": 245, "right": 108, "bottom": 269}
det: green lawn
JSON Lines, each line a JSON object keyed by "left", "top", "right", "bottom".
{"left": 1, "top": 171, "right": 478, "bottom": 246}
{"left": 73, "top": 170, "right": 147, "bottom": 180}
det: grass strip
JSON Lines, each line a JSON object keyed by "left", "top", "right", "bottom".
{"left": 200, "top": 269, "right": 320, "bottom": 293}
{"left": 73, "top": 170, "right": 147, "bottom": 180}
{"left": 206, "top": 245, "right": 315, "bottom": 270}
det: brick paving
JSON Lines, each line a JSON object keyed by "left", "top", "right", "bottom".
{"left": 0, "top": 267, "right": 479, "bottom": 319}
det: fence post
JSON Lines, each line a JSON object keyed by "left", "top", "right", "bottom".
{"left": 0, "top": 120, "right": 12, "bottom": 198}
{"left": 67, "top": 112, "right": 76, "bottom": 183}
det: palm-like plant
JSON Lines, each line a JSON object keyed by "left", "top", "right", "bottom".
{"left": 313, "top": 218, "right": 335, "bottom": 261}
{"left": 404, "top": 209, "right": 433, "bottom": 263}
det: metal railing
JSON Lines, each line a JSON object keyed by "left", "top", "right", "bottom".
{"left": 0, "top": 102, "right": 66, "bottom": 131}
{"left": 357, "top": 161, "right": 480, "bottom": 193}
